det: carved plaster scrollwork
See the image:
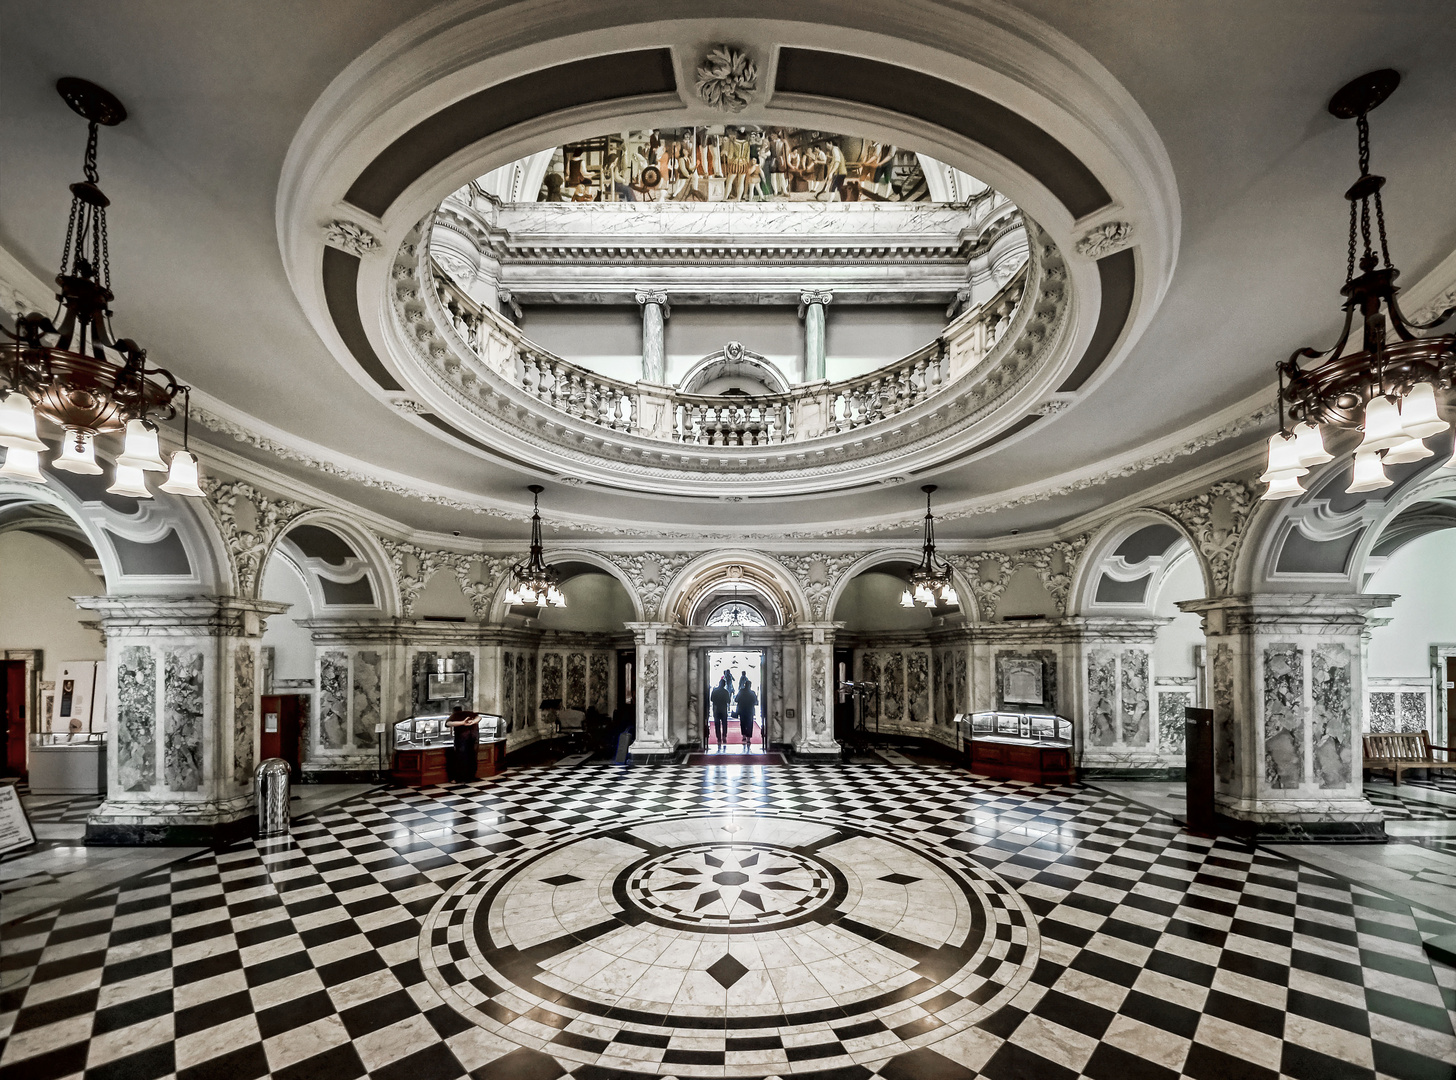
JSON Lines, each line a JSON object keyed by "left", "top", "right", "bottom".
{"left": 775, "top": 553, "right": 862, "bottom": 621}
{"left": 0, "top": 274, "right": 47, "bottom": 319}
{"left": 1074, "top": 221, "right": 1133, "bottom": 259}
{"left": 203, "top": 480, "right": 309, "bottom": 598}
{"left": 1159, "top": 478, "right": 1259, "bottom": 596}
{"left": 695, "top": 46, "right": 757, "bottom": 113}
{"left": 376, "top": 539, "right": 511, "bottom": 619}
{"left": 378, "top": 539, "right": 444, "bottom": 618}
{"left": 452, "top": 555, "right": 513, "bottom": 619}
{"left": 604, "top": 551, "right": 693, "bottom": 621}
{"left": 946, "top": 534, "right": 1089, "bottom": 622}
{"left": 323, "top": 220, "right": 383, "bottom": 257}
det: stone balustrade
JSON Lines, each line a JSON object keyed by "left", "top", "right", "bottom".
{"left": 428, "top": 259, "right": 1028, "bottom": 447}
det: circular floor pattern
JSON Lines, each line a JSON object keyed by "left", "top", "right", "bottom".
{"left": 420, "top": 811, "right": 1040, "bottom": 1077}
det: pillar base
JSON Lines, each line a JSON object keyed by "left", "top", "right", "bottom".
{"left": 1214, "top": 796, "right": 1387, "bottom": 843}
{"left": 86, "top": 797, "right": 256, "bottom": 846}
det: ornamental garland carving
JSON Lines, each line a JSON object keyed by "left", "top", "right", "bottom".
{"left": 603, "top": 552, "right": 693, "bottom": 621}
{"left": 774, "top": 553, "right": 863, "bottom": 621}
{"left": 378, "top": 539, "right": 512, "bottom": 618}
{"left": 203, "top": 479, "right": 308, "bottom": 598}
{"left": 1074, "top": 221, "right": 1133, "bottom": 259}
{"left": 1159, "top": 478, "right": 1259, "bottom": 596}
{"left": 323, "top": 219, "right": 383, "bottom": 257}
{"left": 946, "top": 534, "right": 1089, "bottom": 622}
{"left": 695, "top": 46, "right": 757, "bottom": 113}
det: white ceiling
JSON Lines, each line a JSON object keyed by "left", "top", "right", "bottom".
{"left": 3, "top": 1, "right": 1455, "bottom": 544}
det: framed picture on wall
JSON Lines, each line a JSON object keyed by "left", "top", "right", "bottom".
{"left": 999, "top": 656, "right": 1045, "bottom": 706}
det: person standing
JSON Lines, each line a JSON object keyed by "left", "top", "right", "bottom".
{"left": 736, "top": 677, "right": 759, "bottom": 752}
{"left": 710, "top": 674, "right": 733, "bottom": 751}
{"left": 446, "top": 706, "right": 481, "bottom": 782}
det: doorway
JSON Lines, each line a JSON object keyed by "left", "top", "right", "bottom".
{"left": 260, "top": 694, "right": 305, "bottom": 781}
{"left": 706, "top": 649, "right": 765, "bottom": 750}
{"left": 1, "top": 660, "right": 26, "bottom": 776}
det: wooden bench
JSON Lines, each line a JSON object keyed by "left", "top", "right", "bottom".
{"left": 1363, "top": 731, "right": 1456, "bottom": 785}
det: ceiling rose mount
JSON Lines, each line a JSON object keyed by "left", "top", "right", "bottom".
{"left": 1261, "top": 69, "right": 1456, "bottom": 500}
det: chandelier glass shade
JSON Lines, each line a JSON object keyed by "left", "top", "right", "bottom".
{"left": 900, "top": 484, "right": 959, "bottom": 609}
{"left": 1263, "top": 69, "right": 1456, "bottom": 501}
{"left": 0, "top": 78, "right": 204, "bottom": 499}
{"left": 503, "top": 485, "right": 567, "bottom": 610}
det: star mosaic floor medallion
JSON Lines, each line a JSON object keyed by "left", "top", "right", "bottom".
{"left": 419, "top": 811, "right": 1039, "bottom": 1076}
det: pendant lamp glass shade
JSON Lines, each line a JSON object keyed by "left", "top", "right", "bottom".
{"left": 1259, "top": 433, "right": 1308, "bottom": 482}
{"left": 106, "top": 463, "right": 153, "bottom": 498}
{"left": 1382, "top": 435, "right": 1435, "bottom": 465}
{"left": 941, "top": 585, "right": 960, "bottom": 606}
{"left": 0, "top": 446, "right": 45, "bottom": 482}
{"left": 503, "top": 587, "right": 520, "bottom": 606}
{"left": 1355, "top": 396, "right": 1407, "bottom": 452}
{"left": 0, "top": 393, "right": 46, "bottom": 452}
{"left": 900, "top": 589, "right": 914, "bottom": 608}
{"left": 1346, "top": 449, "right": 1393, "bottom": 493}
{"left": 53, "top": 432, "right": 102, "bottom": 474}
{"left": 1261, "top": 472, "right": 1307, "bottom": 500}
{"left": 1399, "top": 382, "right": 1450, "bottom": 440}
{"left": 158, "top": 450, "right": 206, "bottom": 496}
{"left": 116, "top": 419, "right": 168, "bottom": 472}
{"left": 1291, "top": 422, "right": 1334, "bottom": 467}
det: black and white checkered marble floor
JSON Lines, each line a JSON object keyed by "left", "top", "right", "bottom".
{"left": 2, "top": 763, "right": 1454, "bottom": 1080}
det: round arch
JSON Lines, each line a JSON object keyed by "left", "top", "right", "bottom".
{"left": 664, "top": 551, "right": 808, "bottom": 627}
{"left": 259, "top": 510, "right": 401, "bottom": 616}
{"left": 490, "top": 547, "right": 644, "bottom": 623}
{"left": 1071, "top": 509, "right": 1207, "bottom": 615}
{"left": 825, "top": 548, "right": 981, "bottom": 625}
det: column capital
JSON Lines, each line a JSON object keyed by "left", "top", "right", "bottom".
{"left": 73, "top": 594, "right": 291, "bottom": 638}
{"left": 1177, "top": 593, "right": 1397, "bottom": 634}
{"left": 635, "top": 290, "right": 669, "bottom": 317}
{"left": 798, "top": 290, "right": 833, "bottom": 317}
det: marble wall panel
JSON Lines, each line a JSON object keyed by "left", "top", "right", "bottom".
{"left": 1212, "top": 644, "right": 1235, "bottom": 784}
{"left": 566, "top": 653, "right": 587, "bottom": 711}
{"left": 319, "top": 651, "right": 350, "bottom": 748}
{"left": 590, "top": 652, "right": 609, "bottom": 715}
{"left": 233, "top": 646, "right": 255, "bottom": 785}
{"left": 449, "top": 651, "right": 475, "bottom": 709}
{"left": 116, "top": 645, "right": 157, "bottom": 792}
{"left": 955, "top": 651, "right": 967, "bottom": 715}
{"left": 862, "top": 653, "right": 881, "bottom": 725}
{"left": 907, "top": 651, "right": 929, "bottom": 723}
{"left": 1087, "top": 650, "right": 1117, "bottom": 747}
{"left": 883, "top": 653, "right": 904, "bottom": 721}
{"left": 1158, "top": 690, "right": 1192, "bottom": 754}
{"left": 411, "top": 652, "right": 433, "bottom": 714}
{"left": 1120, "top": 650, "right": 1150, "bottom": 746}
{"left": 542, "top": 653, "right": 564, "bottom": 703}
{"left": 1400, "top": 692, "right": 1428, "bottom": 733}
{"left": 164, "top": 649, "right": 204, "bottom": 792}
{"left": 502, "top": 651, "right": 515, "bottom": 731}
{"left": 932, "top": 652, "right": 946, "bottom": 725}
{"left": 1263, "top": 643, "right": 1304, "bottom": 789}
{"left": 1311, "top": 644, "right": 1352, "bottom": 790}
{"left": 353, "top": 651, "right": 381, "bottom": 748}
{"left": 526, "top": 654, "right": 536, "bottom": 724}
{"left": 1368, "top": 692, "right": 1396, "bottom": 733}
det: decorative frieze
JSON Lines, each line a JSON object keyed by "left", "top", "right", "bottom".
{"left": 605, "top": 552, "right": 692, "bottom": 620}
{"left": 775, "top": 553, "right": 862, "bottom": 621}
{"left": 205, "top": 480, "right": 308, "bottom": 597}
{"left": 1160, "top": 479, "right": 1258, "bottom": 596}
{"left": 949, "top": 535, "right": 1088, "bottom": 622}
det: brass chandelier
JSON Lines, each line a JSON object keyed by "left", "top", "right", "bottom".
{"left": 0, "top": 79, "right": 203, "bottom": 498}
{"left": 900, "top": 484, "right": 960, "bottom": 609}
{"left": 503, "top": 485, "right": 566, "bottom": 609}
{"left": 1262, "top": 69, "right": 1455, "bottom": 500}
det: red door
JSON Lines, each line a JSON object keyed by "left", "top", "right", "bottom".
{"left": 2, "top": 661, "right": 27, "bottom": 776}
{"left": 260, "top": 694, "right": 304, "bottom": 780}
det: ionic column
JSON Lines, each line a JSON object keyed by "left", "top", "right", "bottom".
{"left": 76, "top": 595, "right": 289, "bottom": 845}
{"left": 794, "top": 621, "right": 843, "bottom": 757}
{"left": 1179, "top": 593, "right": 1393, "bottom": 841}
{"left": 626, "top": 622, "right": 679, "bottom": 760}
{"left": 798, "top": 290, "right": 833, "bottom": 382}
{"left": 635, "top": 291, "right": 669, "bottom": 384}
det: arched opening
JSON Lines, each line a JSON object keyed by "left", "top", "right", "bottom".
{"left": 1361, "top": 498, "right": 1456, "bottom": 744}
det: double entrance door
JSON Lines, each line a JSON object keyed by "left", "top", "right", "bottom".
{"left": 705, "top": 649, "right": 765, "bottom": 750}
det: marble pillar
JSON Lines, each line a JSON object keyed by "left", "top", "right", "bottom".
{"left": 1179, "top": 594, "right": 1393, "bottom": 841}
{"left": 627, "top": 622, "right": 679, "bottom": 760}
{"left": 799, "top": 290, "right": 833, "bottom": 382}
{"left": 795, "top": 622, "right": 842, "bottom": 757}
{"left": 635, "top": 291, "right": 669, "bottom": 384}
{"left": 77, "top": 595, "right": 288, "bottom": 845}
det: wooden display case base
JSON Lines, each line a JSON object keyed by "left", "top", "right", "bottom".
{"left": 966, "top": 738, "right": 1075, "bottom": 785}
{"left": 392, "top": 739, "right": 506, "bottom": 786}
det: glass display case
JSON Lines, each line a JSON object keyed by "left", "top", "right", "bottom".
{"left": 28, "top": 731, "right": 107, "bottom": 795}
{"left": 959, "top": 711, "right": 1075, "bottom": 784}
{"left": 391, "top": 713, "right": 508, "bottom": 786}
{"left": 394, "top": 715, "right": 451, "bottom": 748}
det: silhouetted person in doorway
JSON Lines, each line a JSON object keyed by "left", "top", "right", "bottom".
{"left": 736, "top": 678, "right": 759, "bottom": 752}
{"left": 710, "top": 674, "right": 732, "bottom": 751}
